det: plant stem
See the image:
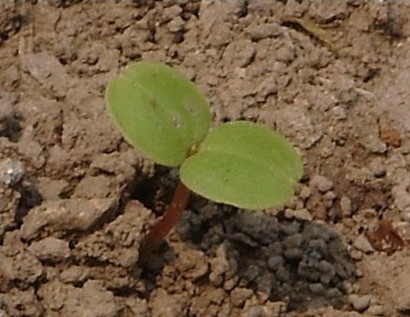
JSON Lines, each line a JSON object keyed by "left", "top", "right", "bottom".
{"left": 139, "top": 180, "right": 191, "bottom": 262}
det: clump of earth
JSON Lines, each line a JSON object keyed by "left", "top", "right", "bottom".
{"left": 1, "top": 1, "right": 410, "bottom": 316}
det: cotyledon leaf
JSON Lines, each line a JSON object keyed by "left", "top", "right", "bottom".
{"left": 180, "top": 121, "right": 303, "bottom": 209}
{"left": 105, "top": 61, "right": 211, "bottom": 167}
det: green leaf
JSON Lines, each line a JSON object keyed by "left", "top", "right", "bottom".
{"left": 105, "top": 61, "right": 211, "bottom": 167}
{"left": 180, "top": 121, "right": 303, "bottom": 209}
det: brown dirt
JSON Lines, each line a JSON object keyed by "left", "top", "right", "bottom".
{"left": 1, "top": 1, "right": 410, "bottom": 316}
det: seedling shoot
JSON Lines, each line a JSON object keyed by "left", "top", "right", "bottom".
{"left": 105, "top": 61, "right": 303, "bottom": 260}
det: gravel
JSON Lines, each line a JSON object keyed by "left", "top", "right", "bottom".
{"left": 392, "top": 184, "right": 410, "bottom": 213}
{"left": 209, "top": 244, "right": 234, "bottom": 287}
{"left": 340, "top": 196, "right": 353, "bottom": 217}
{"left": 284, "top": 208, "right": 313, "bottom": 221}
{"left": 353, "top": 235, "right": 374, "bottom": 254}
{"left": 366, "top": 304, "right": 384, "bottom": 316}
{"left": 369, "top": 158, "right": 386, "bottom": 177}
{"left": 0, "top": 159, "right": 25, "bottom": 186}
{"left": 349, "top": 294, "right": 372, "bottom": 312}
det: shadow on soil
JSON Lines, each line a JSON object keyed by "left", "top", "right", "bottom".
{"left": 186, "top": 207, "right": 357, "bottom": 312}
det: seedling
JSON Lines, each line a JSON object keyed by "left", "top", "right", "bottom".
{"left": 105, "top": 61, "right": 303, "bottom": 260}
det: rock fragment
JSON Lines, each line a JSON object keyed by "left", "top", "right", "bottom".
{"left": 0, "top": 159, "right": 25, "bottom": 186}
{"left": 340, "top": 196, "right": 352, "bottom": 217}
{"left": 367, "top": 304, "right": 384, "bottom": 316}
{"left": 349, "top": 294, "right": 372, "bottom": 312}
{"left": 353, "top": 235, "right": 374, "bottom": 254}
{"left": 284, "top": 208, "right": 313, "bottom": 221}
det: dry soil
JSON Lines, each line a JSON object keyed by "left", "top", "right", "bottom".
{"left": 1, "top": 1, "right": 410, "bottom": 317}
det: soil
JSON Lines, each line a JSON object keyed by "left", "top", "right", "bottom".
{"left": 1, "top": 1, "right": 410, "bottom": 316}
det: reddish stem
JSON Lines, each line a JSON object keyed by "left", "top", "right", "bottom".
{"left": 139, "top": 180, "right": 191, "bottom": 262}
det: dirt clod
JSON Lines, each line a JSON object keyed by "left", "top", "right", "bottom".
{"left": 39, "top": 279, "right": 120, "bottom": 317}
{"left": 21, "top": 198, "right": 118, "bottom": 241}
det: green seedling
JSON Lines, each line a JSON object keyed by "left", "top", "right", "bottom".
{"left": 105, "top": 61, "right": 303, "bottom": 260}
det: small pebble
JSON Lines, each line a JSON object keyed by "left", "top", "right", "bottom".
{"left": 323, "top": 191, "right": 336, "bottom": 207}
{"left": 362, "top": 135, "right": 387, "bottom": 153}
{"left": 331, "top": 105, "right": 347, "bottom": 120}
{"left": 350, "top": 250, "right": 363, "bottom": 261}
{"left": 367, "top": 304, "right": 384, "bottom": 316}
{"left": 392, "top": 185, "right": 410, "bottom": 213}
{"left": 0, "top": 309, "right": 9, "bottom": 317}
{"left": 309, "top": 283, "right": 325, "bottom": 295}
{"left": 335, "top": 263, "right": 350, "bottom": 279}
{"left": 308, "top": 238, "right": 327, "bottom": 252}
{"left": 349, "top": 294, "right": 372, "bottom": 312}
{"left": 223, "top": 276, "right": 239, "bottom": 291}
{"left": 326, "top": 288, "right": 342, "bottom": 299}
{"left": 283, "top": 234, "right": 303, "bottom": 248}
{"left": 369, "top": 158, "right": 386, "bottom": 177}
{"left": 267, "top": 256, "right": 283, "bottom": 271}
{"left": 353, "top": 235, "right": 374, "bottom": 253}
{"left": 323, "top": 191, "right": 336, "bottom": 201}
{"left": 317, "top": 260, "right": 334, "bottom": 273}
{"left": 285, "top": 208, "right": 313, "bottom": 221}
{"left": 299, "top": 186, "right": 311, "bottom": 200}
{"left": 401, "top": 207, "right": 410, "bottom": 222}
{"left": 342, "top": 281, "right": 354, "bottom": 294}
{"left": 340, "top": 196, "right": 352, "bottom": 217}
{"left": 0, "top": 159, "right": 25, "bottom": 186}
{"left": 360, "top": 208, "right": 377, "bottom": 218}
{"left": 284, "top": 248, "right": 303, "bottom": 260}
{"left": 230, "top": 288, "right": 253, "bottom": 307}
{"left": 310, "top": 175, "right": 334, "bottom": 192}
{"left": 276, "top": 266, "right": 290, "bottom": 283}
{"left": 279, "top": 221, "right": 301, "bottom": 235}
{"left": 242, "top": 306, "right": 266, "bottom": 317}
